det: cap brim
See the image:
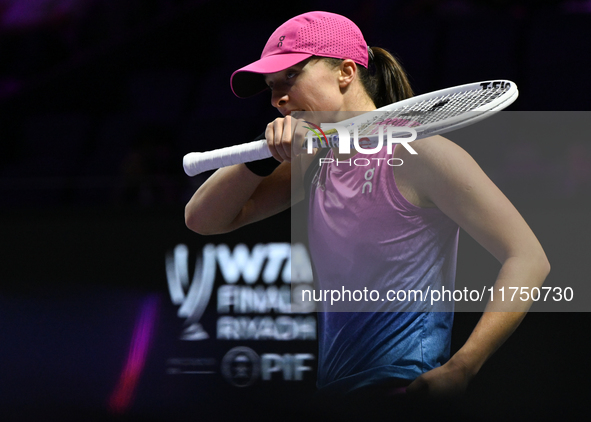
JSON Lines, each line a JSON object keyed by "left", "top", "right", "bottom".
{"left": 230, "top": 53, "right": 313, "bottom": 98}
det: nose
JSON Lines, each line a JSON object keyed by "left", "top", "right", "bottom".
{"left": 271, "top": 90, "right": 288, "bottom": 110}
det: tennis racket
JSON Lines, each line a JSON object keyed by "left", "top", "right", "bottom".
{"left": 183, "top": 80, "right": 518, "bottom": 176}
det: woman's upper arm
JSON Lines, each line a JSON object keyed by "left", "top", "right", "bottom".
{"left": 406, "top": 137, "right": 547, "bottom": 265}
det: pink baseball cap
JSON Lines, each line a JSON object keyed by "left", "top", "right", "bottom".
{"left": 230, "top": 11, "right": 369, "bottom": 98}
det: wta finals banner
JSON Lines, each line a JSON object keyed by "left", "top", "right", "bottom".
{"left": 0, "top": 209, "right": 320, "bottom": 419}
{"left": 163, "top": 241, "right": 316, "bottom": 387}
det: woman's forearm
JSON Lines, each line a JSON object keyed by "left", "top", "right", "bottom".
{"left": 185, "top": 161, "right": 292, "bottom": 235}
{"left": 450, "top": 253, "right": 551, "bottom": 377}
{"left": 185, "top": 164, "right": 266, "bottom": 235}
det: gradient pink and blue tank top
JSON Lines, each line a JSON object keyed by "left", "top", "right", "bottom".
{"left": 307, "top": 146, "right": 460, "bottom": 393}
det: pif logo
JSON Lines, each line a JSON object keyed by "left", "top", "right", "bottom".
{"left": 221, "top": 347, "right": 315, "bottom": 387}
{"left": 277, "top": 35, "right": 285, "bottom": 47}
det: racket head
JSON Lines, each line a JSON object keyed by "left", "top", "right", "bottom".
{"left": 337, "top": 79, "right": 518, "bottom": 140}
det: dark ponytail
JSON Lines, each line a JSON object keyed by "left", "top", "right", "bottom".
{"left": 321, "top": 48, "right": 413, "bottom": 108}
{"left": 359, "top": 47, "right": 414, "bottom": 107}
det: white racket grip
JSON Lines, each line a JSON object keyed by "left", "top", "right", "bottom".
{"left": 183, "top": 139, "right": 272, "bottom": 176}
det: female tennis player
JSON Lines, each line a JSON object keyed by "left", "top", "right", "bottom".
{"left": 185, "top": 11, "right": 549, "bottom": 409}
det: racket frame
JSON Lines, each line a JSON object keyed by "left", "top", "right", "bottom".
{"left": 183, "top": 80, "right": 518, "bottom": 176}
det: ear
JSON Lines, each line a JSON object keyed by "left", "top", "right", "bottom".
{"left": 338, "top": 59, "right": 357, "bottom": 88}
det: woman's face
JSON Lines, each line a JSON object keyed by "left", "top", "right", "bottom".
{"left": 264, "top": 58, "right": 345, "bottom": 116}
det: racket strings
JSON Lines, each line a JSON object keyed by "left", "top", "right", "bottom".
{"left": 356, "top": 86, "right": 510, "bottom": 136}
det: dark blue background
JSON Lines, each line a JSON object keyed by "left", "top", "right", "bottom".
{"left": 0, "top": 1, "right": 589, "bottom": 421}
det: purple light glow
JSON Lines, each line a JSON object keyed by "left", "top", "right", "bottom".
{"left": 0, "top": 0, "right": 87, "bottom": 30}
{"left": 108, "top": 295, "right": 160, "bottom": 415}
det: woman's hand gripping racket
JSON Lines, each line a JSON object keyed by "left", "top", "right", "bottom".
{"left": 183, "top": 80, "right": 518, "bottom": 176}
